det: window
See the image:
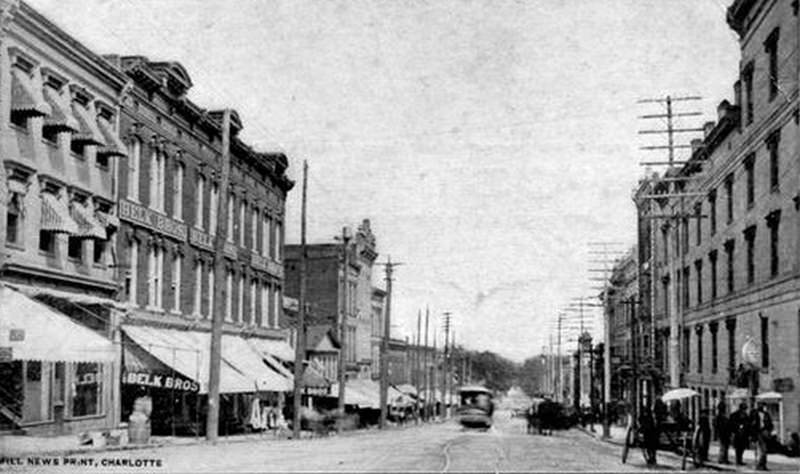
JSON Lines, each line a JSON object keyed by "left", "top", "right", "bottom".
{"left": 765, "top": 28, "right": 780, "bottom": 100}
{"left": 694, "top": 203, "right": 702, "bottom": 246}
{"left": 725, "top": 174, "right": 734, "bottom": 224}
{"left": 207, "top": 266, "right": 214, "bottom": 320}
{"left": 273, "top": 286, "right": 282, "bottom": 328}
{"left": 760, "top": 315, "right": 769, "bottom": 368}
{"left": 196, "top": 174, "right": 205, "bottom": 229}
{"left": 93, "top": 239, "right": 105, "bottom": 264}
{"left": 725, "top": 239, "right": 735, "bottom": 293}
{"left": 744, "top": 153, "right": 755, "bottom": 208}
{"left": 172, "top": 254, "right": 182, "bottom": 312}
{"left": 708, "top": 190, "right": 717, "bottom": 235}
{"left": 251, "top": 207, "right": 259, "bottom": 252}
{"left": 68, "top": 236, "right": 83, "bottom": 261}
{"left": 767, "top": 210, "right": 781, "bottom": 277}
{"left": 767, "top": 130, "right": 780, "bottom": 192}
{"left": 71, "top": 362, "right": 102, "bottom": 417}
{"left": 262, "top": 213, "right": 271, "bottom": 257}
{"left": 127, "top": 138, "right": 141, "bottom": 201}
{"left": 261, "top": 283, "right": 270, "bottom": 328}
{"left": 709, "top": 250, "right": 718, "bottom": 300}
{"left": 209, "top": 184, "right": 218, "bottom": 237}
{"left": 237, "top": 274, "right": 245, "bottom": 323}
{"left": 696, "top": 325, "right": 703, "bottom": 374}
{"left": 249, "top": 280, "right": 257, "bottom": 325}
{"left": 149, "top": 149, "right": 165, "bottom": 212}
{"left": 128, "top": 240, "right": 138, "bottom": 304}
{"left": 95, "top": 154, "right": 109, "bottom": 169}
{"left": 744, "top": 226, "right": 756, "bottom": 285}
{"left": 194, "top": 260, "right": 203, "bottom": 317}
{"left": 683, "top": 328, "right": 690, "bottom": 371}
{"left": 225, "top": 270, "right": 233, "bottom": 322}
{"left": 743, "top": 62, "right": 754, "bottom": 125}
{"left": 710, "top": 322, "right": 718, "bottom": 374}
{"left": 681, "top": 218, "right": 689, "bottom": 256}
{"left": 726, "top": 318, "right": 736, "bottom": 371}
{"left": 6, "top": 193, "right": 22, "bottom": 244}
{"left": 695, "top": 259, "right": 703, "bottom": 305}
{"left": 661, "top": 226, "right": 669, "bottom": 262}
{"left": 226, "top": 194, "right": 235, "bottom": 243}
{"left": 147, "top": 246, "right": 163, "bottom": 309}
{"left": 682, "top": 266, "right": 689, "bottom": 310}
{"left": 10, "top": 109, "right": 28, "bottom": 130}
{"left": 274, "top": 221, "right": 282, "bottom": 261}
{"left": 174, "top": 163, "right": 184, "bottom": 220}
{"left": 239, "top": 200, "right": 246, "bottom": 246}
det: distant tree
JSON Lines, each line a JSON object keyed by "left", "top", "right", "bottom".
{"left": 519, "top": 356, "right": 547, "bottom": 397}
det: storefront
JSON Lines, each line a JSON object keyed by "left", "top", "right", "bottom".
{"left": 0, "top": 286, "right": 115, "bottom": 436}
{"left": 120, "top": 325, "right": 292, "bottom": 436}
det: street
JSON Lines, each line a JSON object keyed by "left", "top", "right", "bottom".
{"left": 2, "top": 412, "right": 718, "bottom": 472}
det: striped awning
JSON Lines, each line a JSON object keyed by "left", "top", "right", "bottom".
{"left": 70, "top": 201, "right": 106, "bottom": 239}
{"left": 96, "top": 118, "right": 127, "bottom": 157}
{"left": 11, "top": 69, "right": 51, "bottom": 117}
{"left": 42, "top": 86, "right": 79, "bottom": 133}
{"left": 95, "top": 211, "right": 120, "bottom": 228}
{"left": 70, "top": 102, "right": 106, "bottom": 146}
{"left": 40, "top": 192, "right": 78, "bottom": 234}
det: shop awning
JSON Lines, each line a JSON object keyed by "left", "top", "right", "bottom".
{"left": 70, "top": 102, "right": 106, "bottom": 146}
{"left": 302, "top": 365, "right": 329, "bottom": 389}
{"left": 11, "top": 69, "right": 50, "bottom": 117}
{"left": 41, "top": 192, "right": 79, "bottom": 234}
{"left": 95, "top": 211, "right": 120, "bottom": 229}
{"left": 96, "top": 118, "right": 127, "bottom": 157}
{"left": 71, "top": 201, "right": 106, "bottom": 239}
{"left": 122, "top": 326, "right": 292, "bottom": 394}
{"left": 247, "top": 337, "right": 296, "bottom": 362}
{"left": 42, "top": 86, "right": 79, "bottom": 132}
{"left": 10, "top": 283, "right": 130, "bottom": 311}
{"left": 0, "top": 286, "right": 114, "bottom": 362}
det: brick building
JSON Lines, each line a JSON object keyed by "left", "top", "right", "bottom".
{"left": 0, "top": 0, "right": 129, "bottom": 436}
{"left": 638, "top": 0, "right": 800, "bottom": 441}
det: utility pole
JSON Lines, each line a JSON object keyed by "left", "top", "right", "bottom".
{"left": 291, "top": 161, "right": 309, "bottom": 440}
{"left": 379, "top": 257, "right": 402, "bottom": 429}
{"left": 415, "top": 310, "right": 421, "bottom": 410}
{"left": 336, "top": 226, "right": 352, "bottom": 424}
{"left": 431, "top": 327, "right": 437, "bottom": 418}
{"left": 206, "top": 109, "right": 232, "bottom": 442}
{"left": 424, "top": 306, "right": 429, "bottom": 420}
{"left": 441, "top": 312, "right": 452, "bottom": 419}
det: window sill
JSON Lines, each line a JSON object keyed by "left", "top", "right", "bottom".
{"left": 169, "top": 309, "right": 182, "bottom": 316}
{"left": 65, "top": 412, "right": 106, "bottom": 422}
{"left": 145, "top": 306, "right": 165, "bottom": 313}
{"left": 5, "top": 241, "right": 25, "bottom": 251}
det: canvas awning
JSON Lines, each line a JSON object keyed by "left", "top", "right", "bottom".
{"left": 247, "top": 337, "right": 296, "bottom": 362}
{"left": 0, "top": 286, "right": 114, "bottom": 362}
{"left": 122, "top": 326, "right": 292, "bottom": 394}
{"left": 10, "top": 283, "right": 130, "bottom": 311}
{"left": 41, "top": 192, "right": 78, "bottom": 234}
{"left": 71, "top": 201, "right": 106, "bottom": 239}
{"left": 96, "top": 117, "right": 127, "bottom": 157}
{"left": 95, "top": 211, "right": 120, "bottom": 229}
{"left": 70, "top": 102, "right": 106, "bottom": 146}
{"left": 11, "top": 69, "right": 50, "bottom": 117}
{"left": 42, "top": 86, "right": 79, "bottom": 132}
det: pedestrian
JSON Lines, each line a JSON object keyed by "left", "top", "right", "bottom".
{"left": 730, "top": 402, "right": 750, "bottom": 466}
{"left": 714, "top": 401, "right": 731, "bottom": 464}
{"left": 638, "top": 404, "right": 658, "bottom": 466}
{"left": 697, "top": 408, "right": 711, "bottom": 463}
{"left": 751, "top": 401, "right": 773, "bottom": 471}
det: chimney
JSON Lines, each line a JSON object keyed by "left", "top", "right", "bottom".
{"left": 717, "top": 100, "right": 732, "bottom": 121}
{"left": 733, "top": 80, "right": 742, "bottom": 107}
{"left": 690, "top": 138, "right": 703, "bottom": 154}
{"left": 703, "top": 121, "right": 715, "bottom": 138}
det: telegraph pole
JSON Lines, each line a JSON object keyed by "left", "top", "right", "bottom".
{"left": 379, "top": 257, "right": 402, "bottom": 429}
{"left": 291, "top": 161, "right": 309, "bottom": 440}
{"left": 415, "top": 309, "right": 422, "bottom": 413}
{"left": 336, "top": 226, "right": 352, "bottom": 424}
{"left": 424, "top": 306, "right": 430, "bottom": 420}
{"left": 441, "top": 312, "right": 452, "bottom": 419}
{"left": 206, "top": 109, "right": 232, "bottom": 442}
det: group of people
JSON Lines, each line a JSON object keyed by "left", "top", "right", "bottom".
{"left": 715, "top": 401, "right": 775, "bottom": 470}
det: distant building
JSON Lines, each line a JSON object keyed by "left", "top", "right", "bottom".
{"left": 604, "top": 247, "right": 638, "bottom": 409}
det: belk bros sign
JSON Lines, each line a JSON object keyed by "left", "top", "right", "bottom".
{"left": 123, "top": 371, "right": 200, "bottom": 392}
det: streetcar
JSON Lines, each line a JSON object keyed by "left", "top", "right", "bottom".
{"left": 456, "top": 385, "right": 494, "bottom": 429}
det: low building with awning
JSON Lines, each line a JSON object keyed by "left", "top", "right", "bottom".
{"left": 0, "top": 286, "right": 116, "bottom": 435}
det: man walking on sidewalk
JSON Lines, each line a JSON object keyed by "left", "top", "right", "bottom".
{"left": 714, "top": 402, "right": 731, "bottom": 464}
{"left": 751, "top": 402, "right": 773, "bottom": 471}
{"left": 730, "top": 403, "right": 750, "bottom": 466}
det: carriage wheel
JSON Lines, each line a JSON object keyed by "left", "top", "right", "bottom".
{"left": 621, "top": 425, "right": 633, "bottom": 464}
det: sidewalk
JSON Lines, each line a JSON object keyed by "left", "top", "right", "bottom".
{"left": 579, "top": 424, "right": 800, "bottom": 472}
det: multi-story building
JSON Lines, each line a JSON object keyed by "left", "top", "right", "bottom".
{"left": 111, "top": 55, "right": 295, "bottom": 435}
{"left": 642, "top": 0, "right": 800, "bottom": 440}
{"left": 370, "top": 287, "right": 386, "bottom": 379}
{"left": 285, "top": 219, "right": 379, "bottom": 381}
{"left": 605, "top": 247, "right": 638, "bottom": 407}
{"left": 0, "top": 0, "right": 130, "bottom": 435}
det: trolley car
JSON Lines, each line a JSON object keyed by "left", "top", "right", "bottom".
{"left": 456, "top": 385, "right": 494, "bottom": 429}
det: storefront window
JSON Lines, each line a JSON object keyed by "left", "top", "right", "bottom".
{"left": 71, "top": 362, "right": 102, "bottom": 417}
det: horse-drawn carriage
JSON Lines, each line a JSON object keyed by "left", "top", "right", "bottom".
{"left": 621, "top": 388, "right": 710, "bottom": 469}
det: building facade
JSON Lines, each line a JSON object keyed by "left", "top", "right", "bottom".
{"left": 0, "top": 0, "right": 129, "bottom": 435}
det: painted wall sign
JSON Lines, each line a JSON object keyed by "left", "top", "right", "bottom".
{"left": 119, "top": 199, "right": 188, "bottom": 241}
{"left": 8, "top": 329, "right": 24, "bottom": 341}
{"left": 122, "top": 371, "right": 200, "bottom": 392}
{"left": 189, "top": 227, "right": 214, "bottom": 251}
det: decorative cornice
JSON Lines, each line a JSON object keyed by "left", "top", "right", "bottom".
{"left": 0, "top": 0, "right": 20, "bottom": 39}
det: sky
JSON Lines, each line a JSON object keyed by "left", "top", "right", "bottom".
{"left": 27, "top": 0, "right": 741, "bottom": 362}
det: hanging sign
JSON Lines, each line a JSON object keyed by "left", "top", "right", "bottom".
{"left": 741, "top": 337, "right": 760, "bottom": 368}
{"left": 122, "top": 371, "right": 199, "bottom": 392}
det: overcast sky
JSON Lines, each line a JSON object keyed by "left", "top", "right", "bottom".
{"left": 28, "top": 0, "right": 741, "bottom": 361}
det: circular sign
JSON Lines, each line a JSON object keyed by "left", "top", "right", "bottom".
{"left": 741, "top": 338, "right": 760, "bottom": 367}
